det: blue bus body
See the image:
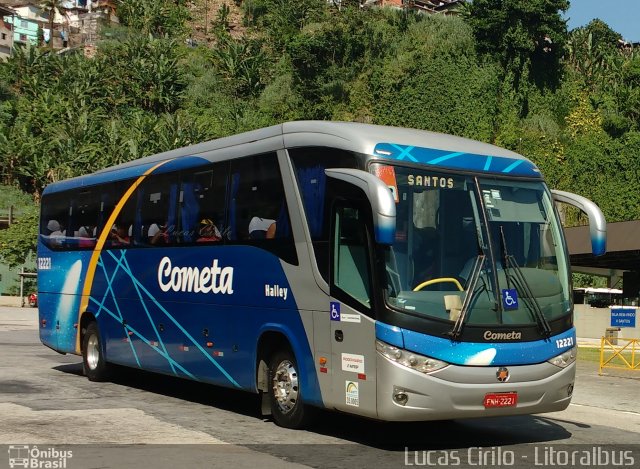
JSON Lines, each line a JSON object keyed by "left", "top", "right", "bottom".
{"left": 38, "top": 122, "right": 605, "bottom": 425}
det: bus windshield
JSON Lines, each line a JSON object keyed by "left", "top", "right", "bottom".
{"left": 375, "top": 164, "right": 571, "bottom": 329}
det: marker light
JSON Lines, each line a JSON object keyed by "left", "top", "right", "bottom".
{"left": 547, "top": 346, "right": 577, "bottom": 368}
{"left": 376, "top": 340, "right": 448, "bottom": 374}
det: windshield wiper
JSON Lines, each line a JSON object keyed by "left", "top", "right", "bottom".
{"left": 449, "top": 255, "right": 486, "bottom": 339}
{"left": 499, "top": 227, "right": 552, "bottom": 337}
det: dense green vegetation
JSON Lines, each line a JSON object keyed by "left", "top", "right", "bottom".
{"left": 0, "top": 0, "right": 639, "bottom": 272}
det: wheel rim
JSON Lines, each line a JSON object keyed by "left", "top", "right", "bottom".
{"left": 272, "top": 359, "right": 299, "bottom": 414}
{"left": 86, "top": 334, "right": 100, "bottom": 371}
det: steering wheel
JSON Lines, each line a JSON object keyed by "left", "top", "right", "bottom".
{"left": 413, "top": 277, "right": 464, "bottom": 292}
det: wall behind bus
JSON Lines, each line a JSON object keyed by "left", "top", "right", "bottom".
{"left": 574, "top": 304, "right": 640, "bottom": 339}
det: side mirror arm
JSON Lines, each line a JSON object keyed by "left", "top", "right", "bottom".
{"left": 325, "top": 168, "right": 396, "bottom": 245}
{"left": 551, "top": 189, "right": 607, "bottom": 256}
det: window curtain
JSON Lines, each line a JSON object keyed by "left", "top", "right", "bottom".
{"left": 228, "top": 173, "right": 241, "bottom": 240}
{"left": 167, "top": 183, "right": 178, "bottom": 243}
{"left": 276, "top": 202, "right": 291, "bottom": 238}
{"left": 180, "top": 182, "right": 200, "bottom": 243}
{"left": 297, "top": 165, "right": 326, "bottom": 238}
{"left": 132, "top": 190, "right": 144, "bottom": 243}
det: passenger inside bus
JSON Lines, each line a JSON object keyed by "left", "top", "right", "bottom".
{"left": 77, "top": 224, "right": 97, "bottom": 248}
{"left": 197, "top": 218, "right": 222, "bottom": 243}
{"left": 47, "top": 220, "right": 65, "bottom": 238}
{"left": 78, "top": 225, "right": 96, "bottom": 238}
{"left": 249, "top": 216, "right": 276, "bottom": 239}
{"left": 110, "top": 223, "right": 130, "bottom": 246}
{"left": 148, "top": 222, "right": 169, "bottom": 245}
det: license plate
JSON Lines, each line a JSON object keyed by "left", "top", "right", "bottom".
{"left": 483, "top": 392, "right": 518, "bottom": 408}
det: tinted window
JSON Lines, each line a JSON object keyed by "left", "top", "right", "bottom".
{"left": 68, "top": 189, "right": 100, "bottom": 248}
{"left": 40, "top": 180, "right": 133, "bottom": 250}
{"left": 40, "top": 192, "right": 71, "bottom": 250}
{"left": 133, "top": 174, "right": 179, "bottom": 247}
{"left": 289, "top": 147, "right": 359, "bottom": 280}
{"left": 229, "top": 153, "right": 297, "bottom": 265}
{"left": 333, "top": 205, "right": 372, "bottom": 309}
{"left": 179, "top": 162, "right": 229, "bottom": 244}
{"left": 103, "top": 180, "right": 136, "bottom": 249}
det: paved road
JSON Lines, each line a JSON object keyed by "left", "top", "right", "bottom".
{"left": 1, "top": 307, "right": 639, "bottom": 468}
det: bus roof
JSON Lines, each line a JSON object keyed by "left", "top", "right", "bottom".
{"left": 43, "top": 121, "right": 540, "bottom": 195}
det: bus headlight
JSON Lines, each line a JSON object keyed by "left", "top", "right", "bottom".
{"left": 376, "top": 340, "right": 448, "bottom": 374}
{"left": 547, "top": 346, "right": 577, "bottom": 368}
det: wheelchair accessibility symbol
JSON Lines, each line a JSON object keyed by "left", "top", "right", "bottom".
{"left": 502, "top": 289, "right": 519, "bottom": 311}
{"left": 330, "top": 302, "right": 341, "bottom": 321}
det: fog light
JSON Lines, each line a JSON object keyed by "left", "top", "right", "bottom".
{"left": 393, "top": 391, "right": 409, "bottom": 406}
{"left": 567, "top": 383, "right": 574, "bottom": 397}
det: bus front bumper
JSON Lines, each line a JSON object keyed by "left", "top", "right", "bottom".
{"left": 376, "top": 353, "right": 575, "bottom": 421}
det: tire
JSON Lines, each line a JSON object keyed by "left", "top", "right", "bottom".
{"left": 268, "top": 349, "right": 313, "bottom": 429}
{"left": 82, "top": 322, "right": 110, "bottom": 382}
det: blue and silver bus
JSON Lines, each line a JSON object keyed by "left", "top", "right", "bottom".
{"left": 37, "top": 121, "right": 606, "bottom": 428}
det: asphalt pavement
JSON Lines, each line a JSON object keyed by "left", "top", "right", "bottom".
{"left": 1, "top": 306, "right": 639, "bottom": 469}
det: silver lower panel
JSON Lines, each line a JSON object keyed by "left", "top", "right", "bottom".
{"left": 376, "top": 354, "right": 575, "bottom": 421}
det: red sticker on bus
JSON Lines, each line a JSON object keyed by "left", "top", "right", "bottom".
{"left": 373, "top": 165, "right": 399, "bottom": 203}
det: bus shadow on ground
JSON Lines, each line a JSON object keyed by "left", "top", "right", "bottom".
{"left": 54, "top": 362, "right": 575, "bottom": 450}
{"left": 308, "top": 413, "right": 574, "bottom": 449}
{"left": 54, "top": 362, "right": 262, "bottom": 419}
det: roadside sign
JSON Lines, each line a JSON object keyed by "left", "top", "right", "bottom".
{"left": 611, "top": 307, "right": 636, "bottom": 328}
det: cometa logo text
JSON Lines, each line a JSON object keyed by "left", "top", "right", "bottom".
{"left": 483, "top": 330, "right": 522, "bottom": 340}
{"left": 157, "top": 257, "right": 234, "bottom": 294}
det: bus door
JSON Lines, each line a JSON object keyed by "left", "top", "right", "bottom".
{"left": 329, "top": 202, "right": 378, "bottom": 416}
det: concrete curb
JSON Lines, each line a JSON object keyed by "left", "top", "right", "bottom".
{"left": 0, "top": 296, "right": 26, "bottom": 307}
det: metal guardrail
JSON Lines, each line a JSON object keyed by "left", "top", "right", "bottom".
{"left": 599, "top": 337, "right": 640, "bottom": 374}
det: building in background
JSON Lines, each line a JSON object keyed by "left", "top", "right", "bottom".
{"left": 0, "top": 1, "right": 119, "bottom": 54}
{"left": 3, "top": 11, "right": 38, "bottom": 48}
{"left": 0, "top": 4, "right": 14, "bottom": 59}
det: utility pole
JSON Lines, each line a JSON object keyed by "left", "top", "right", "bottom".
{"left": 20, "top": 267, "right": 24, "bottom": 307}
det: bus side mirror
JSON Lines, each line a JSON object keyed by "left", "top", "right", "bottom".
{"left": 325, "top": 168, "right": 396, "bottom": 245}
{"left": 551, "top": 189, "right": 607, "bottom": 256}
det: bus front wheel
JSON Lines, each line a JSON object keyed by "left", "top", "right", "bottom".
{"left": 82, "top": 322, "right": 110, "bottom": 382}
{"left": 269, "top": 349, "right": 311, "bottom": 429}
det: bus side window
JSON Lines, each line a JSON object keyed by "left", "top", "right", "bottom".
{"left": 40, "top": 193, "right": 71, "bottom": 250}
{"left": 229, "top": 153, "right": 297, "bottom": 265}
{"left": 69, "top": 189, "right": 99, "bottom": 249}
{"left": 179, "top": 161, "right": 228, "bottom": 244}
{"left": 289, "top": 147, "right": 359, "bottom": 282}
{"left": 136, "top": 174, "right": 177, "bottom": 246}
{"left": 331, "top": 204, "right": 373, "bottom": 311}
{"left": 101, "top": 180, "right": 135, "bottom": 249}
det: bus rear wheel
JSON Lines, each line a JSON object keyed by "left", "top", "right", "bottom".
{"left": 269, "top": 349, "right": 311, "bottom": 429}
{"left": 82, "top": 322, "right": 110, "bottom": 382}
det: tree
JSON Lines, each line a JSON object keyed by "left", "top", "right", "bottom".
{"left": 0, "top": 205, "right": 38, "bottom": 268}
{"left": 566, "top": 19, "right": 623, "bottom": 89}
{"left": 117, "top": 0, "right": 191, "bottom": 38}
{"left": 213, "top": 36, "right": 268, "bottom": 99}
{"left": 39, "top": 1, "right": 66, "bottom": 50}
{"left": 467, "top": 0, "right": 569, "bottom": 90}
{"left": 241, "top": 0, "right": 327, "bottom": 50}
{"left": 367, "top": 15, "right": 499, "bottom": 141}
